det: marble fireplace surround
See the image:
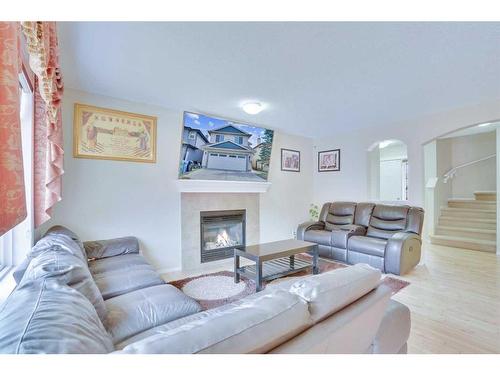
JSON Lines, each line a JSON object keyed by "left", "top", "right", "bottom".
{"left": 181, "top": 193, "right": 260, "bottom": 271}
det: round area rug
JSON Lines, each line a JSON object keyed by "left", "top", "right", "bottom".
{"left": 181, "top": 275, "right": 247, "bottom": 300}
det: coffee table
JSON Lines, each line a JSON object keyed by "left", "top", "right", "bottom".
{"left": 233, "top": 239, "right": 319, "bottom": 292}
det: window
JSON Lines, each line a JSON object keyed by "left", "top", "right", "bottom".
{"left": 0, "top": 73, "right": 34, "bottom": 270}
{"left": 215, "top": 134, "right": 224, "bottom": 143}
{"left": 188, "top": 132, "right": 196, "bottom": 140}
{"left": 236, "top": 136, "right": 243, "bottom": 145}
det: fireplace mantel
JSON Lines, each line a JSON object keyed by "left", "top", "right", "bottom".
{"left": 176, "top": 179, "right": 271, "bottom": 193}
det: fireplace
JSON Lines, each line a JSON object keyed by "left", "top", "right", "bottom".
{"left": 200, "top": 209, "right": 246, "bottom": 263}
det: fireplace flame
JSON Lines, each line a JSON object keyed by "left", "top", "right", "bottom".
{"left": 216, "top": 230, "right": 231, "bottom": 247}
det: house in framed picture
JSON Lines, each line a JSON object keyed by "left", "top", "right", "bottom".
{"left": 179, "top": 112, "right": 274, "bottom": 181}
{"left": 201, "top": 125, "right": 255, "bottom": 172}
{"left": 179, "top": 126, "right": 209, "bottom": 172}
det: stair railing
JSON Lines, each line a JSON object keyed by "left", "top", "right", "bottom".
{"left": 443, "top": 154, "right": 496, "bottom": 183}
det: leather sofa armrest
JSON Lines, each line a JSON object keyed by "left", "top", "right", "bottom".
{"left": 296, "top": 221, "right": 325, "bottom": 240}
{"left": 331, "top": 225, "right": 366, "bottom": 249}
{"left": 384, "top": 232, "right": 422, "bottom": 275}
{"left": 84, "top": 236, "right": 140, "bottom": 260}
{"left": 371, "top": 299, "right": 411, "bottom": 354}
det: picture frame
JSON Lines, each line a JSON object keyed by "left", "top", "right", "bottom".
{"left": 73, "top": 103, "right": 157, "bottom": 163}
{"left": 178, "top": 111, "right": 274, "bottom": 181}
{"left": 318, "top": 149, "right": 340, "bottom": 172}
{"left": 281, "top": 148, "right": 301, "bottom": 172}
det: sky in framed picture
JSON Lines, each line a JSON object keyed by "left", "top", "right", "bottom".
{"left": 178, "top": 112, "right": 274, "bottom": 182}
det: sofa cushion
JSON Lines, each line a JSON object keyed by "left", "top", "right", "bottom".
{"left": 94, "top": 267, "right": 164, "bottom": 300}
{"left": 118, "top": 290, "right": 311, "bottom": 354}
{"left": 324, "top": 202, "right": 356, "bottom": 230}
{"left": 303, "top": 229, "right": 332, "bottom": 246}
{"left": 0, "top": 278, "right": 114, "bottom": 354}
{"left": 30, "top": 231, "right": 87, "bottom": 262}
{"left": 114, "top": 309, "right": 214, "bottom": 349}
{"left": 44, "top": 225, "right": 85, "bottom": 254}
{"left": 88, "top": 253, "right": 150, "bottom": 275}
{"left": 354, "top": 202, "right": 375, "bottom": 227}
{"left": 22, "top": 246, "right": 108, "bottom": 324}
{"left": 288, "top": 263, "right": 382, "bottom": 323}
{"left": 13, "top": 227, "right": 85, "bottom": 285}
{"left": 84, "top": 236, "right": 140, "bottom": 260}
{"left": 348, "top": 236, "right": 387, "bottom": 257}
{"left": 105, "top": 284, "right": 201, "bottom": 344}
{"left": 12, "top": 257, "right": 31, "bottom": 284}
{"left": 366, "top": 204, "right": 410, "bottom": 240}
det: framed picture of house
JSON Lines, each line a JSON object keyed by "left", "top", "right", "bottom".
{"left": 281, "top": 148, "right": 300, "bottom": 172}
{"left": 318, "top": 149, "right": 340, "bottom": 172}
{"left": 178, "top": 111, "right": 274, "bottom": 182}
{"left": 73, "top": 103, "right": 157, "bottom": 163}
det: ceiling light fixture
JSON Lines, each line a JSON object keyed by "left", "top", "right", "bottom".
{"left": 242, "top": 102, "right": 263, "bottom": 115}
{"left": 478, "top": 122, "right": 492, "bottom": 127}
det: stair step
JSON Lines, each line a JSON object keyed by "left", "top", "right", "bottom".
{"left": 474, "top": 191, "right": 497, "bottom": 202}
{"left": 448, "top": 199, "right": 497, "bottom": 210}
{"left": 430, "top": 234, "right": 496, "bottom": 253}
{"left": 435, "top": 226, "right": 496, "bottom": 241}
{"left": 440, "top": 207, "right": 497, "bottom": 219}
{"left": 439, "top": 217, "right": 497, "bottom": 230}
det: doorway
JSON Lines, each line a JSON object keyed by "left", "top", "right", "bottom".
{"left": 368, "top": 139, "right": 408, "bottom": 202}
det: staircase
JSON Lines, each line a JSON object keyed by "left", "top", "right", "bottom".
{"left": 430, "top": 191, "right": 497, "bottom": 253}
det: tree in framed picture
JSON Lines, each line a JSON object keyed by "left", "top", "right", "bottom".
{"left": 318, "top": 149, "right": 340, "bottom": 172}
{"left": 281, "top": 148, "right": 300, "bottom": 172}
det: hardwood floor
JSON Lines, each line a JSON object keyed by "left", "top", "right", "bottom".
{"left": 162, "top": 242, "right": 500, "bottom": 354}
{"left": 393, "top": 242, "right": 500, "bottom": 354}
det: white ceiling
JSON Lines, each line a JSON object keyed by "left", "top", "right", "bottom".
{"left": 58, "top": 22, "right": 500, "bottom": 138}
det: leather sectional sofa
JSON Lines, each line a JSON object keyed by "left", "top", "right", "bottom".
{"left": 0, "top": 225, "right": 411, "bottom": 354}
{"left": 297, "top": 202, "right": 424, "bottom": 275}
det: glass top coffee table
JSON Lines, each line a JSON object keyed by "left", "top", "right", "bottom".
{"left": 233, "top": 239, "right": 319, "bottom": 292}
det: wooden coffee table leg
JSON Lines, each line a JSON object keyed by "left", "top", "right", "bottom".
{"left": 312, "top": 245, "right": 319, "bottom": 274}
{"left": 234, "top": 253, "right": 240, "bottom": 283}
{"left": 256, "top": 260, "right": 263, "bottom": 292}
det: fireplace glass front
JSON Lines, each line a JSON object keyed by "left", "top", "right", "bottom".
{"left": 200, "top": 210, "right": 246, "bottom": 263}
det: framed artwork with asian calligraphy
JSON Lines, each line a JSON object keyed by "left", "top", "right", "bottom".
{"left": 73, "top": 103, "right": 157, "bottom": 163}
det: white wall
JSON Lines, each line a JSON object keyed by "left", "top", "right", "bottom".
{"left": 313, "top": 98, "right": 500, "bottom": 208}
{"left": 260, "top": 132, "right": 314, "bottom": 241}
{"left": 38, "top": 89, "right": 184, "bottom": 271}
{"left": 39, "top": 89, "right": 314, "bottom": 271}
{"left": 449, "top": 132, "right": 496, "bottom": 198}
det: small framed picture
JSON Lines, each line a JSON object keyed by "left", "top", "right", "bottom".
{"left": 281, "top": 148, "right": 300, "bottom": 172}
{"left": 318, "top": 149, "right": 340, "bottom": 172}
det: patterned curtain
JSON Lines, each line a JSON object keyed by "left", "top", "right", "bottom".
{"left": 22, "top": 22, "right": 64, "bottom": 227}
{"left": 0, "top": 22, "right": 26, "bottom": 237}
